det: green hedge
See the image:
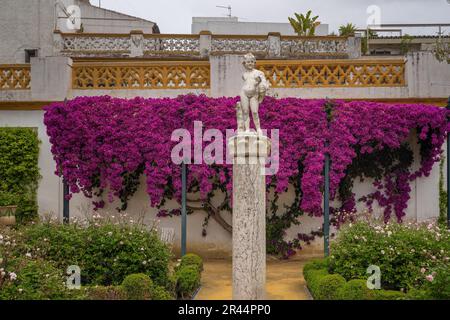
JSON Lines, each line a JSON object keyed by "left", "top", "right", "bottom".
{"left": 0, "top": 128, "right": 40, "bottom": 223}
{"left": 85, "top": 274, "right": 173, "bottom": 300}
{"left": 179, "top": 253, "right": 203, "bottom": 272}
{"left": 86, "top": 286, "right": 126, "bottom": 300}
{"left": 175, "top": 254, "right": 203, "bottom": 299}
{"left": 339, "top": 279, "right": 375, "bottom": 300}
{"left": 304, "top": 259, "right": 409, "bottom": 300}
{"left": 121, "top": 273, "right": 153, "bottom": 300}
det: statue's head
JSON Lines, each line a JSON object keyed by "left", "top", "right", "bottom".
{"left": 242, "top": 53, "right": 256, "bottom": 70}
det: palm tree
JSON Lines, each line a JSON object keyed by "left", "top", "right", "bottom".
{"left": 339, "top": 23, "right": 357, "bottom": 37}
{"left": 288, "top": 11, "right": 320, "bottom": 36}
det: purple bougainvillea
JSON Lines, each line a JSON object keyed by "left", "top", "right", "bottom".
{"left": 43, "top": 95, "right": 449, "bottom": 222}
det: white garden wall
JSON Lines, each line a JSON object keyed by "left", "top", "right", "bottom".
{"left": 0, "top": 109, "right": 445, "bottom": 257}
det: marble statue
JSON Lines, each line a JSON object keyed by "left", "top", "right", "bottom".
{"left": 236, "top": 53, "right": 270, "bottom": 134}
{"left": 228, "top": 53, "right": 271, "bottom": 300}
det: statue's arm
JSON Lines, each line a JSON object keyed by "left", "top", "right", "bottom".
{"left": 257, "top": 71, "right": 269, "bottom": 88}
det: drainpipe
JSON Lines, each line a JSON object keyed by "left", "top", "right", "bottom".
{"left": 181, "top": 162, "right": 187, "bottom": 256}
{"left": 447, "top": 96, "right": 450, "bottom": 229}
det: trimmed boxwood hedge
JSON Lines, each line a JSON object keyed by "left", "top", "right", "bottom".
{"left": 179, "top": 253, "right": 203, "bottom": 272}
{"left": 339, "top": 279, "right": 375, "bottom": 300}
{"left": 175, "top": 254, "right": 203, "bottom": 299}
{"left": 304, "top": 259, "right": 412, "bottom": 300}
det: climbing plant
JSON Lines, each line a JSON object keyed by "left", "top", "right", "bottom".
{"left": 0, "top": 127, "right": 40, "bottom": 223}
{"left": 44, "top": 96, "right": 448, "bottom": 257}
{"left": 438, "top": 154, "right": 447, "bottom": 226}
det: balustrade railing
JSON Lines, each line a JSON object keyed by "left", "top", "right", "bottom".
{"left": 0, "top": 64, "right": 31, "bottom": 90}
{"left": 71, "top": 59, "right": 405, "bottom": 90}
{"left": 257, "top": 59, "right": 406, "bottom": 87}
{"left": 72, "top": 61, "right": 210, "bottom": 90}
{"left": 55, "top": 32, "right": 358, "bottom": 59}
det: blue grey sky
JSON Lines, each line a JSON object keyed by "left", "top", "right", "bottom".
{"left": 91, "top": 0, "right": 450, "bottom": 35}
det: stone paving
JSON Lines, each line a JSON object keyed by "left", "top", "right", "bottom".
{"left": 195, "top": 258, "right": 313, "bottom": 300}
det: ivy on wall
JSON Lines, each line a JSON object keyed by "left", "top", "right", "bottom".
{"left": 0, "top": 128, "right": 40, "bottom": 223}
{"left": 438, "top": 154, "right": 447, "bottom": 226}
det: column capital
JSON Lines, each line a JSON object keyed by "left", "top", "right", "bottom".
{"left": 228, "top": 132, "right": 271, "bottom": 161}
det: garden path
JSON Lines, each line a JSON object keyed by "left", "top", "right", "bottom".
{"left": 195, "top": 258, "right": 312, "bottom": 300}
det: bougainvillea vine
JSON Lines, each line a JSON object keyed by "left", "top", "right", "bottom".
{"left": 44, "top": 95, "right": 449, "bottom": 227}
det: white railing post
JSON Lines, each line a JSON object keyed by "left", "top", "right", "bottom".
{"left": 199, "top": 31, "right": 212, "bottom": 58}
{"left": 268, "top": 32, "right": 281, "bottom": 58}
{"left": 130, "top": 30, "right": 144, "bottom": 58}
{"left": 346, "top": 35, "right": 362, "bottom": 59}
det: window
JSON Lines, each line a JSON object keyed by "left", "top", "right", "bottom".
{"left": 24, "top": 49, "right": 38, "bottom": 63}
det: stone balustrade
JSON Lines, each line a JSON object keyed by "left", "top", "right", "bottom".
{"left": 0, "top": 64, "right": 31, "bottom": 90}
{"left": 72, "top": 61, "right": 210, "bottom": 90}
{"left": 54, "top": 31, "right": 360, "bottom": 59}
{"left": 257, "top": 59, "right": 406, "bottom": 87}
{"left": 2, "top": 53, "right": 447, "bottom": 101}
{"left": 70, "top": 59, "right": 405, "bottom": 90}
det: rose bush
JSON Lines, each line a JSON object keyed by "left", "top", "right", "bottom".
{"left": 328, "top": 219, "right": 450, "bottom": 292}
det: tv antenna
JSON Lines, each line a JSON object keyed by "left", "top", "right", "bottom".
{"left": 216, "top": 5, "right": 232, "bottom": 18}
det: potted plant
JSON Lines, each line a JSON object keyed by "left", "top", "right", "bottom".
{"left": 0, "top": 192, "right": 18, "bottom": 226}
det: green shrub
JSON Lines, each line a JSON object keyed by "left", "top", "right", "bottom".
{"left": 419, "top": 264, "right": 450, "bottom": 300}
{"left": 373, "top": 290, "right": 406, "bottom": 300}
{"left": 303, "top": 258, "right": 328, "bottom": 275}
{"left": 0, "top": 128, "right": 40, "bottom": 223}
{"left": 329, "top": 221, "right": 450, "bottom": 291}
{"left": 122, "top": 273, "right": 153, "bottom": 300}
{"left": 152, "top": 285, "right": 174, "bottom": 300}
{"left": 166, "top": 274, "right": 178, "bottom": 296}
{"left": 316, "top": 274, "right": 346, "bottom": 300}
{"left": 180, "top": 253, "right": 203, "bottom": 272}
{"left": 406, "top": 288, "right": 432, "bottom": 300}
{"left": 0, "top": 258, "right": 81, "bottom": 300}
{"left": 86, "top": 286, "right": 126, "bottom": 300}
{"left": 303, "top": 259, "right": 415, "bottom": 300}
{"left": 304, "top": 268, "right": 328, "bottom": 296}
{"left": 16, "top": 220, "right": 172, "bottom": 287}
{"left": 176, "top": 265, "right": 201, "bottom": 299}
{"left": 339, "top": 279, "right": 374, "bottom": 300}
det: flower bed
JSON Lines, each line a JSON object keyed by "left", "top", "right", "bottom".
{"left": 0, "top": 215, "right": 203, "bottom": 300}
{"left": 304, "top": 219, "right": 450, "bottom": 300}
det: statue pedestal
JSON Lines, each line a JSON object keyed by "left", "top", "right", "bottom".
{"left": 228, "top": 132, "right": 270, "bottom": 300}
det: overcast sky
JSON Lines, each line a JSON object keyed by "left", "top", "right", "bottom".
{"left": 92, "top": 0, "right": 450, "bottom": 35}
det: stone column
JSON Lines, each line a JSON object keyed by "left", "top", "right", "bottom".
{"left": 228, "top": 132, "right": 270, "bottom": 300}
